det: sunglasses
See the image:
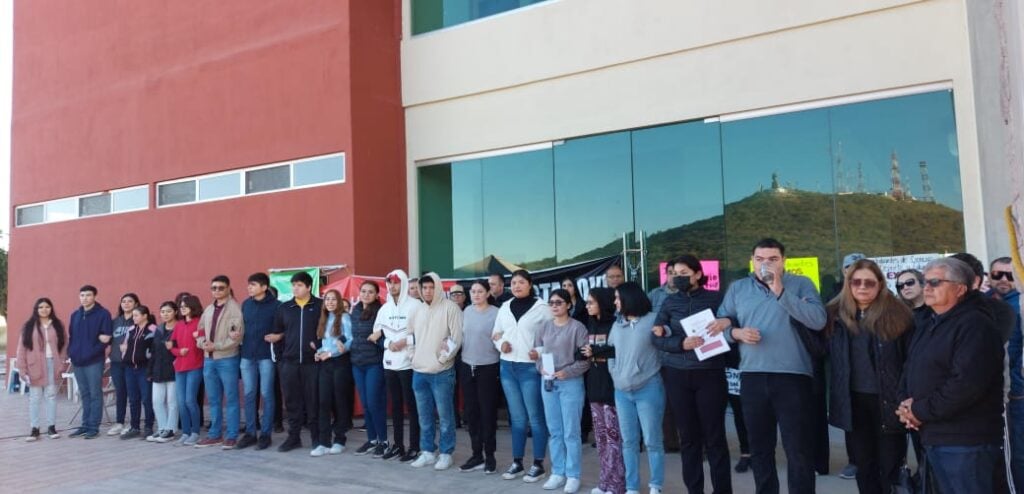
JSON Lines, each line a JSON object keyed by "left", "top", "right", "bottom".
{"left": 849, "top": 278, "right": 878, "bottom": 289}
{"left": 548, "top": 300, "right": 566, "bottom": 307}
{"left": 210, "top": 285, "right": 228, "bottom": 292}
{"left": 923, "top": 278, "right": 953, "bottom": 288}
{"left": 895, "top": 279, "right": 918, "bottom": 290}
{"left": 991, "top": 271, "right": 1016, "bottom": 282}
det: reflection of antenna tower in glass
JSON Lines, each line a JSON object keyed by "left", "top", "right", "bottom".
{"left": 857, "top": 162, "right": 865, "bottom": 193}
{"left": 834, "top": 141, "right": 846, "bottom": 193}
{"left": 889, "top": 150, "right": 905, "bottom": 200}
{"left": 919, "top": 161, "right": 935, "bottom": 203}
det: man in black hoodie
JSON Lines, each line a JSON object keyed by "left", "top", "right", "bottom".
{"left": 898, "top": 257, "right": 1004, "bottom": 493}
{"left": 269, "top": 271, "right": 323, "bottom": 453}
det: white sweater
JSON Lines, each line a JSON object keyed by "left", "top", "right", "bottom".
{"left": 492, "top": 298, "right": 552, "bottom": 364}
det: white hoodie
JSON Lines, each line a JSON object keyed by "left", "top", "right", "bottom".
{"left": 492, "top": 296, "right": 552, "bottom": 363}
{"left": 373, "top": 269, "right": 423, "bottom": 371}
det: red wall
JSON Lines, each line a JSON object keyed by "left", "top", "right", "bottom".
{"left": 8, "top": 1, "right": 406, "bottom": 352}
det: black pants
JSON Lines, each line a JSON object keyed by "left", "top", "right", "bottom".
{"left": 728, "top": 393, "right": 750, "bottom": 455}
{"left": 741, "top": 372, "right": 816, "bottom": 494}
{"left": 279, "top": 360, "right": 319, "bottom": 444}
{"left": 664, "top": 367, "right": 733, "bottom": 494}
{"left": 811, "top": 359, "right": 830, "bottom": 475}
{"left": 846, "top": 392, "right": 906, "bottom": 494}
{"left": 385, "top": 368, "right": 420, "bottom": 451}
{"left": 274, "top": 363, "right": 284, "bottom": 428}
{"left": 459, "top": 361, "right": 499, "bottom": 457}
{"left": 318, "top": 357, "right": 353, "bottom": 447}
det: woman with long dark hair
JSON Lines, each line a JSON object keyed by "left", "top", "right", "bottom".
{"left": 17, "top": 298, "right": 68, "bottom": 441}
{"left": 828, "top": 259, "right": 913, "bottom": 494}
{"left": 561, "top": 277, "right": 588, "bottom": 324}
{"left": 895, "top": 269, "right": 925, "bottom": 310}
{"left": 107, "top": 293, "right": 140, "bottom": 436}
{"left": 148, "top": 301, "right": 179, "bottom": 443}
{"left": 350, "top": 281, "right": 388, "bottom": 457}
{"left": 121, "top": 305, "right": 156, "bottom": 439}
{"left": 458, "top": 279, "right": 501, "bottom": 473}
{"left": 170, "top": 295, "right": 204, "bottom": 446}
{"left": 312, "top": 289, "right": 354, "bottom": 457}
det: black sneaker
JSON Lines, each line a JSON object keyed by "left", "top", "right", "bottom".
{"left": 372, "top": 441, "right": 388, "bottom": 458}
{"left": 354, "top": 441, "right": 375, "bottom": 456}
{"left": 236, "top": 433, "right": 257, "bottom": 450}
{"left": 382, "top": 444, "right": 403, "bottom": 460}
{"left": 256, "top": 434, "right": 272, "bottom": 450}
{"left": 25, "top": 428, "right": 40, "bottom": 442}
{"left": 523, "top": 463, "right": 545, "bottom": 483}
{"left": 277, "top": 436, "right": 301, "bottom": 452}
{"left": 47, "top": 426, "right": 60, "bottom": 439}
{"left": 484, "top": 456, "right": 497, "bottom": 474}
{"left": 143, "top": 428, "right": 154, "bottom": 440}
{"left": 83, "top": 431, "right": 99, "bottom": 439}
{"left": 400, "top": 449, "right": 420, "bottom": 463}
{"left": 121, "top": 428, "right": 141, "bottom": 440}
{"left": 68, "top": 427, "right": 87, "bottom": 438}
{"left": 502, "top": 461, "right": 524, "bottom": 480}
{"left": 459, "top": 456, "right": 485, "bottom": 472}
{"left": 735, "top": 456, "right": 751, "bottom": 473}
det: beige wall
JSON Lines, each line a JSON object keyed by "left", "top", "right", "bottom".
{"left": 401, "top": 0, "right": 983, "bottom": 273}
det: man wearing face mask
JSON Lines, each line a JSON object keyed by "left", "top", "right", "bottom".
{"left": 651, "top": 254, "right": 732, "bottom": 494}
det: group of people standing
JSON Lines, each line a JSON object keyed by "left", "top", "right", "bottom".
{"left": 15, "top": 237, "right": 1024, "bottom": 494}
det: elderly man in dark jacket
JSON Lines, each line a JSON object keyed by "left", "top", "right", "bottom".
{"left": 898, "top": 257, "right": 1005, "bottom": 493}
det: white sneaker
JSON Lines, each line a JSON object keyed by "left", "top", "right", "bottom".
{"left": 120, "top": 426, "right": 131, "bottom": 436}
{"left": 329, "top": 443, "right": 345, "bottom": 455}
{"left": 544, "top": 475, "right": 566, "bottom": 490}
{"left": 434, "top": 453, "right": 453, "bottom": 470}
{"left": 107, "top": 423, "right": 124, "bottom": 436}
{"left": 649, "top": 488, "right": 661, "bottom": 494}
{"left": 146, "top": 431, "right": 160, "bottom": 442}
{"left": 410, "top": 451, "right": 437, "bottom": 468}
{"left": 590, "top": 488, "right": 609, "bottom": 494}
{"left": 310, "top": 445, "right": 327, "bottom": 457}
{"left": 564, "top": 478, "right": 580, "bottom": 493}
{"left": 626, "top": 491, "right": 640, "bottom": 494}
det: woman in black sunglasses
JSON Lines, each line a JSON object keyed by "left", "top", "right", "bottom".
{"left": 827, "top": 259, "right": 915, "bottom": 494}
{"left": 895, "top": 269, "right": 925, "bottom": 310}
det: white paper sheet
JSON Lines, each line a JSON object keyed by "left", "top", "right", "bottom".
{"left": 680, "top": 308, "right": 730, "bottom": 361}
{"left": 541, "top": 352, "right": 556, "bottom": 380}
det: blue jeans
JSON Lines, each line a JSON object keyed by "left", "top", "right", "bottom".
{"left": 926, "top": 443, "right": 1002, "bottom": 493}
{"left": 1008, "top": 399, "right": 1024, "bottom": 492}
{"left": 240, "top": 358, "right": 275, "bottom": 436}
{"left": 353, "top": 363, "right": 387, "bottom": 443}
{"left": 615, "top": 375, "right": 665, "bottom": 491}
{"left": 541, "top": 376, "right": 585, "bottom": 478}
{"left": 500, "top": 360, "right": 548, "bottom": 461}
{"left": 72, "top": 361, "right": 104, "bottom": 433}
{"left": 109, "top": 361, "right": 128, "bottom": 424}
{"left": 175, "top": 369, "right": 203, "bottom": 436}
{"left": 413, "top": 367, "right": 457, "bottom": 454}
{"left": 124, "top": 366, "right": 152, "bottom": 430}
{"left": 203, "top": 356, "right": 240, "bottom": 440}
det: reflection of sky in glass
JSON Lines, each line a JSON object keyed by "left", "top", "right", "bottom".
{"left": 632, "top": 121, "right": 723, "bottom": 235}
{"left": 480, "top": 149, "right": 556, "bottom": 266}
{"left": 554, "top": 132, "right": 634, "bottom": 260}
{"left": 451, "top": 160, "right": 484, "bottom": 269}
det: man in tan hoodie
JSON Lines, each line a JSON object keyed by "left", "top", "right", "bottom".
{"left": 408, "top": 272, "right": 463, "bottom": 471}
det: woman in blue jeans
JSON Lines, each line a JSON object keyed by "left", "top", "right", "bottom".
{"left": 350, "top": 281, "right": 388, "bottom": 457}
{"left": 492, "top": 269, "right": 552, "bottom": 483}
{"left": 170, "top": 295, "right": 204, "bottom": 446}
{"left": 120, "top": 305, "right": 156, "bottom": 439}
{"left": 609, "top": 282, "right": 664, "bottom": 494}
{"left": 107, "top": 293, "right": 140, "bottom": 436}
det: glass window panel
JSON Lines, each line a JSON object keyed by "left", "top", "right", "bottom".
{"left": 78, "top": 194, "right": 111, "bottom": 217}
{"left": 158, "top": 181, "right": 196, "bottom": 206}
{"left": 632, "top": 121, "right": 726, "bottom": 285}
{"left": 721, "top": 108, "right": 836, "bottom": 290}
{"left": 481, "top": 149, "right": 556, "bottom": 270}
{"left": 418, "top": 164, "right": 457, "bottom": 277}
{"left": 451, "top": 160, "right": 485, "bottom": 276}
{"left": 245, "top": 165, "right": 290, "bottom": 194}
{"left": 553, "top": 132, "right": 634, "bottom": 263}
{"left": 830, "top": 90, "right": 965, "bottom": 262}
{"left": 16, "top": 205, "right": 44, "bottom": 226}
{"left": 112, "top": 187, "right": 148, "bottom": 212}
{"left": 45, "top": 198, "right": 77, "bottom": 223}
{"left": 413, "top": 0, "right": 549, "bottom": 35}
{"left": 198, "top": 173, "right": 240, "bottom": 201}
{"left": 294, "top": 155, "right": 345, "bottom": 187}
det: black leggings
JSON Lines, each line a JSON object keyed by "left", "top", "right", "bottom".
{"left": 385, "top": 369, "right": 420, "bottom": 451}
{"left": 459, "top": 361, "right": 499, "bottom": 457}
{"left": 318, "top": 357, "right": 353, "bottom": 447}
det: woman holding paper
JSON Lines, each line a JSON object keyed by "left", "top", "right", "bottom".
{"left": 529, "top": 288, "right": 590, "bottom": 493}
{"left": 650, "top": 255, "right": 731, "bottom": 494}
{"left": 827, "top": 259, "right": 912, "bottom": 494}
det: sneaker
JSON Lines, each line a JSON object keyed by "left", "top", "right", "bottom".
{"left": 120, "top": 426, "right": 130, "bottom": 436}
{"left": 183, "top": 433, "right": 199, "bottom": 447}
{"left": 354, "top": 441, "right": 375, "bottom": 456}
{"left": 256, "top": 434, "right": 272, "bottom": 450}
{"left": 194, "top": 437, "right": 223, "bottom": 448}
{"left": 83, "top": 431, "right": 99, "bottom": 439}
{"left": 564, "top": 478, "right": 580, "bottom": 493}
{"left": 372, "top": 441, "right": 388, "bottom": 458}
{"left": 590, "top": 488, "right": 610, "bottom": 494}
{"left": 47, "top": 426, "right": 60, "bottom": 439}
{"left": 69, "top": 427, "right": 87, "bottom": 438}
{"left": 143, "top": 428, "right": 154, "bottom": 440}
{"left": 734, "top": 456, "right": 751, "bottom": 473}
{"left": 543, "top": 475, "right": 566, "bottom": 490}
{"left": 107, "top": 423, "right": 124, "bottom": 436}
{"left": 381, "top": 444, "right": 403, "bottom": 460}
{"left": 400, "top": 449, "right": 420, "bottom": 463}
{"left": 121, "top": 428, "right": 141, "bottom": 440}
{"left": 650, "top": 488, "right": 662, "bottom": 494}
{"left": 502, "top": 461, "right": 525, "bottom": 480}
{"left": 277, "top": 436, "right": 301, "bottom": 452}
{"left": 175, "top": 434, "right": 189, "bottom": 447}
{"left": 311, "top": 445, "right": 328, "bottom": 457}
{"left": 410, "top": 451, "right": 437, "bottom": 468}
{"left": 146, "top": 430, "right": 161, "bottom": 442}
{"left": 484, "top": 456, "right": 497, "bottom": 474}
{"left": 236, "top": 433, "right": 257, "bottom": 450}
{"left": 25, "top": 428, "right": 40, "bottom": 442}
{"left": 434, "top": 453, "right": 453, "bottom": 470}
{"left": 155, "top": 430, "right": 175, "bottom": 443}
{"left": 459, "top": 456, "right": 485, "bottom": 472}
{"left": 524, "top": 464, "right": 546, "bottom": 483}
{"left": 839, "top": 464, "right": 857, "bottom": 480}
{"left": 221, "top": 439, "right": 237, "bottom": 450}
{"left": 329, "top": 443, "right": 345, "bottom": 455}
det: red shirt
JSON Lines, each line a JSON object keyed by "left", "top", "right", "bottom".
{"left": 169, "top": 318, "right": 203, "bottom": 372}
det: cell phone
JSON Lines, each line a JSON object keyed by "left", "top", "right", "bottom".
{"left": 544, "top": 379, "right": 554, "bottom": 392}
